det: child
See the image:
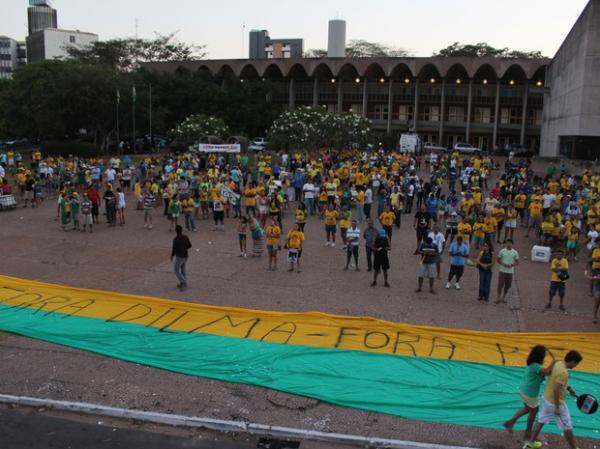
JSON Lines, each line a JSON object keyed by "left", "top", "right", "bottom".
{"left": 238, "top": 216, "right": 248, "bottom": 258}
{"left": 70, "top": 192, "right": 80, "bottom": 231}
{"left": 503, "top": 345, "right": 555, "bottom": 444}
{"left": 295, "top": 202, "right": 307, "bottom": 232}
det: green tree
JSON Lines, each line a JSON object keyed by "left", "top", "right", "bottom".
{"left": 435, "top": 42, "right": 545, "bottom": 58}
{"left": 305, "top": 40, "right": 412, "bottom": 58}
{"left": 67, "top": 33, "right": 206, "bottom": 71}
{"left": 0, "top": 60, "right": 126, "bottom": 151}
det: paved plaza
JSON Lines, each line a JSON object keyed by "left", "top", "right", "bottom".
{"left": 0, "top": 159, "right": 596, "bottom": 449}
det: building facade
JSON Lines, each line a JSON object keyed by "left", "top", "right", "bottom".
{"left": 0, "top": 37, "right": 26, "bottom": 80}
{"left": 27, "top": 0, "right": 58, "bottom": 35}
{"left": 26, "top": 28, "right": 98, "bottom": 63}
{"left": 540, "top": 0, "right": 600, "bottom": 159}
{"left": 249, "top": 30, "right": 303, "bottom": 60}
{"left": 148, "top": 57, "right": 549, "bottom": 152}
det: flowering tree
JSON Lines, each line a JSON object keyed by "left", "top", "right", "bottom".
{"left": 170, "top": 114, "right": 230, "bottom": 145}
{"left": 268, "top": 106, "right": 371, "bottom": 150}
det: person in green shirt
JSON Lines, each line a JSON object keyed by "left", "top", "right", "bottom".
{"left": 503, "top": 345, "right": 555, "bottom": 442}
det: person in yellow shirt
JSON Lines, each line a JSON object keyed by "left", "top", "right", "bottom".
{"left": 324, "top": 204, "right": 338, "bottom": 247}
{"left": 355, "top": 188, "right": 366, "bottom": 223}
{"left": 181, "top": 194, "right": 197, "bottom": 232}
{"left": 547, "top": 249, "right": 569, "bottom": 310}
{"left": 265, "top": 217, "right": 282, "bottom": 271}
{"left": 318, "top": 189, "right": 328, "bottom": 217}
{"left": 526, "top": 350, "right": 582, "bottom": 449}
{"left": 295, "top": 202, "right": 307, "bottom": 232}
{"left": 484, "top": 213, "right": 498, "bottom": 244}
{"left": 457, "top": 217, "right": 472, "bottom": 243}
{"left": 514, "top": 192, "right": 527, "bottom": 226}
{"left": 379, "top": 204, "right": 396, "bottom": 239}
{"left": 286, "top": 223, "right": 304, "bottom": 273}
{"left": 472, "top": 215, "right": 486, "bottom": 250}
{"left": 492, "top": 204, "right": 505, "bottom": 244}
{"left": 244, "top": 183, "right": 257, "bottom": 217}
{"left": 526, "top": 199, "right": 542, "bottom": 238}
{"left": 339, "top": 206, "right": 351, "bottom": 248}
{"left": 540, "top": 217, "right": 555, "bottom": 247}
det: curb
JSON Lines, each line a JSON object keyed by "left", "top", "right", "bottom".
{"left": 0, "top": 394, "right": 481, "bottom": 449}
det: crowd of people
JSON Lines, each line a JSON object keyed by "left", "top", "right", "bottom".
{"left": 1, "top": 146, "right": 599, "bottom": 323}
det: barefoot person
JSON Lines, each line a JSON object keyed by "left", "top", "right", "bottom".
{"left": 503, "top": 345, "right": 555, "bottom": 442}
{"left": 525, "top": 351, "right": 583, "bottom": 449}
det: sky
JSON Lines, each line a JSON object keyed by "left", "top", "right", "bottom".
{"left": 2, "top": 0, "right": 590, "bottom": 59}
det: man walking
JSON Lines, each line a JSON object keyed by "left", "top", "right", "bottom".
{"left": 525, "top": 351, "right": 583, "bottom": 449}
{"left": 496, "top": 239, "right": 519, "bottom": 304}
{"left": 363, "top": 219, "right": 378, "bottom": 272}
{"left": 171, "top": 225, "right": 192, "bottom": 291}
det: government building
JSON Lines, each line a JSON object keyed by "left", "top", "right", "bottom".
{"left": 147, "top": 0, "right": 600, "bottom": 159}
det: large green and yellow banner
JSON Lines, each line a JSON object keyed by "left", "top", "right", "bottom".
{"left": 0, "top": 275, "right": 598, "bottom": 438}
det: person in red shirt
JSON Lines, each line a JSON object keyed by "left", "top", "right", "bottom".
{"left": 2, "top": 179, "right": 12, "bottom": 195}
{"left": 86, "top": 185, "right": 100, "bottom": 224}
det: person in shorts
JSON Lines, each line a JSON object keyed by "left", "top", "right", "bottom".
{"left": 416, "top": 236, "right": 438, "bottom": 294}
{"left": 496, "top": 239, "right": 519, "bottom": 304}
{"left": 525, "top": 351, "right": 583, "bottom": 449}
{"left": 143, "top": 188, "right": 155, "bottom": 229}
{"left": 503, "top": 345, "right": 555, "bottom": 442}
{"left": 547, "top": 249, "right": 568, "bottom": 311}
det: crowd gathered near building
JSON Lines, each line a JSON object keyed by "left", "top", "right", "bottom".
{"left": 0, "top": 146, "right": 599, "bottom": 323}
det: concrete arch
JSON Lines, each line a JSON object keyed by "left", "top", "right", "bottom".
{"left": 215, "top": 64, "right": 235, "bottom": 79}
{"left": 287, "top": 62, "right": 309, "bottom": 78}
{"left": 499, "top": 63, "right": 528, "bottom": 81}
{"left": 336, "top": 62, "right": 360, "bottom": 79}
{"left": 416, "top": 62, "right": 442, "bottom": 81}
{"left": 262, "top": 63, "right": 284, "bottom": 78}
{"left": 311, "top": 62, "right": 334, "bottom": 79}
{"left": 388, "top": 62, "right": 414, "bottom": 79}
{"left": 531, "top": 64, "right": 548, "bottom": 83}
{"left": 238, "top": 63, "right": 260, "bottom": 79}
{"left": 362, "top": 62, "right": 386, "bottom": 79}
{"left": 472, "top": 63, "right": 499, "bottom": 81}
{"left": 444, "top": 63, "right": 469, "bottom": 81}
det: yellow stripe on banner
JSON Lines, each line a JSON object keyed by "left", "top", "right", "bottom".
{"left": 0, "top": 275, "right": 598, "bottom": 372}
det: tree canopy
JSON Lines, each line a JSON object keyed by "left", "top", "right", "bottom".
{"left": 305, "top": 40, "right": 412, "bottom": 58}
{"left": 434, "top": 42, "right": 544, "bottom": 59}
{"left": 66, "top": 33, "right": 207, "bottom": 71}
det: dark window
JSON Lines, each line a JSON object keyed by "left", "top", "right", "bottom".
{"left": 69, "top": 36, "right": 76, "bottom": 43}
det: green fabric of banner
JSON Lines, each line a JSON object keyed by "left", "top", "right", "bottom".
{"left": 1, "top": 304, "right": 599, "bottom": 439}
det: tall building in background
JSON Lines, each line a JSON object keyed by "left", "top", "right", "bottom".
{"left": 327, "top": 20, "right": 346, "bottom": 58}
{"left": 25, "top": 0, "right": 98, "bottom": 64}
{"left": 0, "top": 37, "right": 22, "bottom": 79}
{"left": 249, "top": 30, "right": 303, "bottom": 59}
{"left": 27, "top": 0, "right": 58, "bottom": 35}
{"left": 26, "top": 28, "right": 98, "bottom": 63}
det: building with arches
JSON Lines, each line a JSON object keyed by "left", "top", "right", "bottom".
{"left": 145, "top": 1, "right": 600, "bottom": 157}
{"left": 147, "top": 56, "right": 548, "bottom": 153}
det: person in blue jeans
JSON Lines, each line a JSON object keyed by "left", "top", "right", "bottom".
{"left": 476, "top": 241, "right": 494, "bottom": 301}
{"left": 446, "top": 235, "right": 469, "bottom": 289}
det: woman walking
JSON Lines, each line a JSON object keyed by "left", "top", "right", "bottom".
{"left": 503, "top": 345, "right": 555, "bottom": 443}
{"left": 116, "top": 187, "right": 126, "bottom": 226}
{"left": 476, "top": 241, "right": 494, "bottom": 301}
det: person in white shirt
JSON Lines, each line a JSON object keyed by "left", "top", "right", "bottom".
{"left": 364, "top": 186, "right": 373, "bottom": 219}
{"left": 302, "top": 181, "right": 316, "bottom": 215}
{"left": 428, "top": 223, "right": 446, "bottom": 279}
{"left": 344, "top": 219, "right": 361, "bottom": 271}
{"left": 542, "top": 193, "right": 556, "bottom": 217}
